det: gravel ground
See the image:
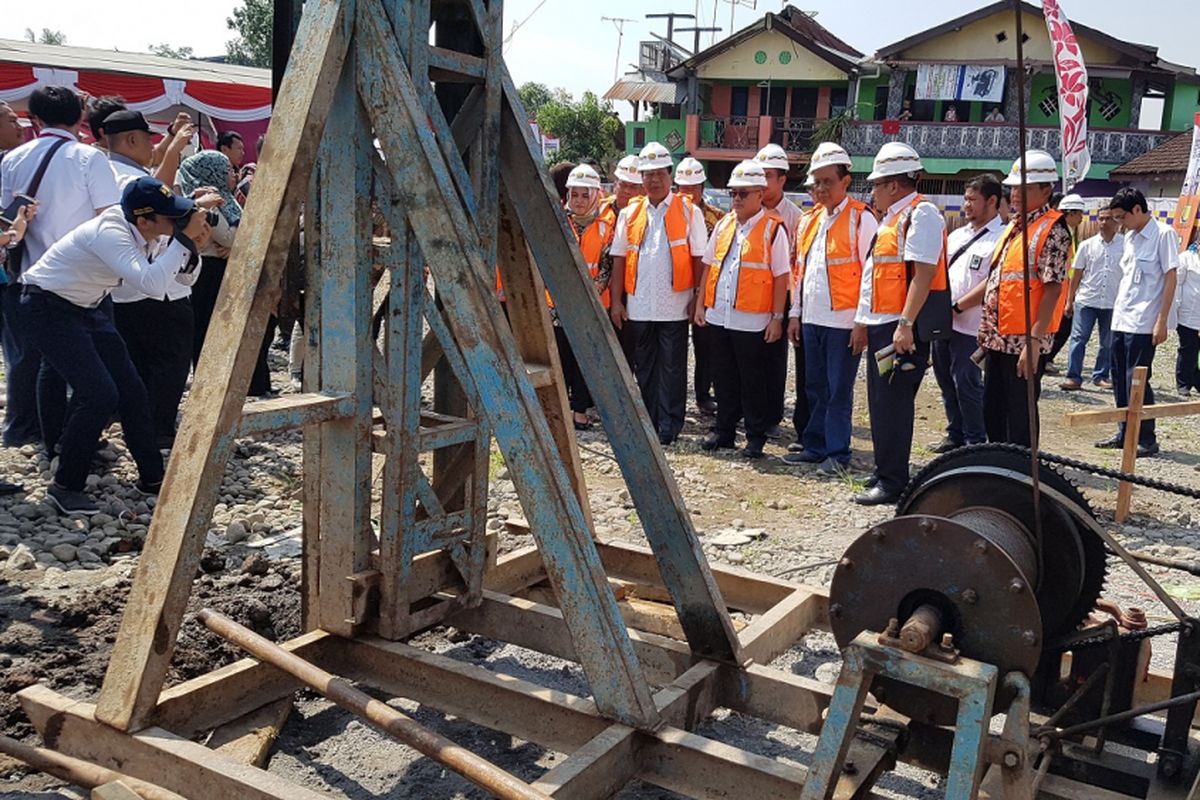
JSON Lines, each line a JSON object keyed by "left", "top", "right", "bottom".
{"left": 1, "top": 335, "right": 1197, "bottom": 798}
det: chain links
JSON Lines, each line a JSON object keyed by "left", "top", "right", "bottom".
{"left": 1053, "top": 621, "right": 1189, "bottom": 652}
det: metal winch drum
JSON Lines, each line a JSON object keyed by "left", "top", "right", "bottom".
{"left": 829, "top": 446, "right": 1107, "bottom": 725}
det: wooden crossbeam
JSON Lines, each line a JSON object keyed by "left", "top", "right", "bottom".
{"left": 235, "top": 393, "right": 354, "bottom": 438}
{"left": 95, "top": 0, "right": 354, "bottom": 733}
{"left": 1064, "top": 399, "right": 1200, "bottom": 426}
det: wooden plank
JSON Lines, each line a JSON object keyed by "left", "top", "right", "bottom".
{"left": 428, "top": 45, "right": 486, "bottom": 79}
{"left": 740, "top": 588, "right": 827, "bottom": 665}
{"left": 1064, "top": 400, "right": 1200, "bottom": 426}
{"left": 209, "top": 697, "right": 292, "bottom": 767}
{"left": 236, "top": 393, "right": 354, "bottom": 438}
{"left": 91, "top": 782, "right": 144, "bottom": 800}
{"left": 21, "top": 686, "right": 332, "bottom": 800}
{"left": 153, "top": 630, "right": 331, "bottom": 739}
{"left": 356, "top": 0, "right": 659, "bottom": 729}
{"left": 301, "top": 163, "right": 324, "bottom": 633}
{"left": 638, "top": 726, "right": 808, "bottom": 799}
{"left": 498, "top": 73, "right": 743, "bottom": 666}
{"left": 484, "top": 545, "right": 548, "bottom": 594}
{"left": 720, "top": 662, "right": 842, "bottom": 734}
{"left": 1116, "top": 365, "right": 1148, "bottom": 522}
{"left": 417, "top": 417, "right": 479, "bottom": 450}
{"left": 95, "top": 0, "right": 354, "bottom": 733}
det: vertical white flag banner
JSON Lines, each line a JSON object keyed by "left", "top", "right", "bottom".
{"left": 1043, "top": 0, "right": 1091, "bottom": 190}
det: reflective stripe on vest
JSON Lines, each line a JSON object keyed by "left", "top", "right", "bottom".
{"left": 794, "top": 199, "right": 867, "bottom": 311}
{"left": 624, "top": 194, "right": 696, "bottom": 296}
{"left": 704, "top": 212, "right": 780, "bottom": 313}
{"left": 871, "top": 194, "right": 948, "bottom": 315}
{"left": 995, "top": 209, "right": 1068, "bottom": 336}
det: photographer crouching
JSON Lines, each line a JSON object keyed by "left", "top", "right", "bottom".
{"left": 17, "top": 176, "right": 211, "bottom": 515}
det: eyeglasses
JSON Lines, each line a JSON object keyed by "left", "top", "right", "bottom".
{"left": 730, "top": 189, "right": 759, "bottom": 199}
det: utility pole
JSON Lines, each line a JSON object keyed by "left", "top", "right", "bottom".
{"left": 718, "top": 0, "right": 757, "bottom": 37}
{"left": 677, "top": 25, "right": 721, "bottom": 57}
{"left": 601, "top": 16, "right": 637, "bottom": 83}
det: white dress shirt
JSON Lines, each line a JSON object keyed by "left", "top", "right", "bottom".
{"left": 611, "top": 193, "right": 707, "bottom": 322}
{"left": 764, "top": 196, "right": 803, "bottom": 243}
{"left": 0, "top": 128, "right": 120, "bottom": 268}
{"left": 1112, "top": 220, "right": 1179, "bottom": 335}
{"left": 792, "top": 197, "right": 879, "bottom": 330}
{"left": 946, "top": 214, "right": 1004, "bottom": 336}
{"left": 21, "top": 207, "right": 193, "bottom": 309}
{"left": 1072, "top": 232, "right": 1124, "bottom": 310}
{"left": 701, "top": 209, "right": 792, "bottom": 333}
{"left": 1174, "top": 247, "right": 1200, "bottom": 330}
{"left": 856, "top": 192, "right": 946, "bottom": 327}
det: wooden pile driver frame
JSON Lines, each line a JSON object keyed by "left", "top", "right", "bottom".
{"left": 14, "top": 2, "right": 1200, "bottom": 798}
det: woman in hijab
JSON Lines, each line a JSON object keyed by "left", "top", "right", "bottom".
{"left": 177, "top": 149, "right": 273, "bottom": 396}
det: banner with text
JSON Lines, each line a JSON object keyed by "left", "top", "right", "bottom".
{"left": 915, "top": 64, "right": 1006, "bottom": 104}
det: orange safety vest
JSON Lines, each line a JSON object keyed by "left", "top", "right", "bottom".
{"left": 993, "top": 209, "right": 1069, "bottom": 335}
{"left": 870, "top": 194, "right": 948, "bottom": 315}
{"left": 551, "top": 201, "right": 617, "bottom": 309}
{"left": 794, "top": 198, "right": 869, "bottom": 312}
{"left": 703, "top": 212, "right": 782, "bottom": 313}
{"left": 623, "top": 193, "right": 697, "bottom": 296}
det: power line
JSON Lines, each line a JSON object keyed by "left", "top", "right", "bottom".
{"left": 601, "top": 16, "right": 637, "bottom": 83}
{"left": 503, "top": 0, "right": 548, "bottom": 47}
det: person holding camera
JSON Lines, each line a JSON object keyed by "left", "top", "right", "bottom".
{"left": 16, "top": 177, "right": 211, "bottom": 514}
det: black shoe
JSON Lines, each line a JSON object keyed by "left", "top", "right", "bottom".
{"left": 816, "top": 458, "right": 850, "bottom": 477}
{"left": 573, "top": 420, "right": 592, "bottom": 432}
{"left": 46, "top": 484, "right": 100, "bottom": 516}
{"left": 780, "top": 449, "right": 823, "bottom": 465}
{"left": 697, "top": 399, "right": 718, "bottom": 415}
{"left": 787, "top": 441, "right": 805, "bottom": 453}
{"left": 0, "top": 480, "right": 24, "bottom": 496}
{"left": 135, "top": 479, "right": 163, "bottom": 496}
{"left": 658, "top": 433, "right": 676, "bottom": 446}
{"left": 853, "top": 485, "right": 900, "bottom": 506}
{"left": 1094, "top": 434, "right": 1123, "bottom": 449}
{"left": 740, "top": 446, "right": 765, "bottom": 460}
{"left": 701, "top": 434, "right": 735, "bottom": 452}
{"left": 764, "top": 424, "right": 784, "bottom": 440}
{"left": 864, "top": 475, "right": 880, "bottom": 489}
{"left": 927, "top": 437, "right": 962, "bottom": 454}
{"left": 1137, "top": 442, "right": 1160, "bottom": 458}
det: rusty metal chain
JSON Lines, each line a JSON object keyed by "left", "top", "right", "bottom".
{"left": 1052, "top": 621, "right": 1189, "bottom": 652}
{"left": 974, "top": 442, "right": 1200, "bottom": 500}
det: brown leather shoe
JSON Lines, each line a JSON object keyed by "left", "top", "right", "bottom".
{"left": 1059, "top": 379, "right": 1082, "bottom": 391}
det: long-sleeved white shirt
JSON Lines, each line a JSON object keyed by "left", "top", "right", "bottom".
{"left": 20, "top": 206, "right": 193, "bottom": 308}
{"left": 611, "top": 193, "right": 708, "bottom": 322}
{"left": 701, "top": 209, "right": 792, "bottom": 333}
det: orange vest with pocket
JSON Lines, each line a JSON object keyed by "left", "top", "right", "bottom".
{"left": 871, "top": 194, "right": 948, "bottom": 314}
{"left": 703, "top": 212, "right": 782, "bottom": 314}
{"left": 794, "top": 198, "right": 869, "bottom": 312}
{"left": 993, "top": 209, "right": 1069, "bottom": 335}
{"left": 624, "top": 193, "right": 696, "bottom": 296}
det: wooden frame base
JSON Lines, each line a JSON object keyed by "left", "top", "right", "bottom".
{"left": 17, "top": 543, "right": 1190, "bottom": 799}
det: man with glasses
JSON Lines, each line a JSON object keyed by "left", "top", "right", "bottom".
{"left": 851, "top": 143, "right": 948, "bottom": 505}
{"left": 609, "top": 142, "right": 708, "bottom": 446}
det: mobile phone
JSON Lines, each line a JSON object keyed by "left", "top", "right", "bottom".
{"left": 0, "top": 193, "right": 35, "bottom": 230}
{"left": 875, "top": 344, "right": 896, "bottom": 376}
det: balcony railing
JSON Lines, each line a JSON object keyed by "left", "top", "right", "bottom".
{"left": 699, "top": 115, "right": 761, "bottom": 150}
{"left": 842, "top": 121, "right": 1174, "bottom": 165}
{"left": 772, "top": 117, "right": 819, "bottom": 153}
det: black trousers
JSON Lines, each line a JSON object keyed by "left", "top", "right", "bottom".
{"left": 191, "top": 256, "right": 273, "bottom": 396}
{"left": 982, "top": 348, "right": 1045, "bottom": 447}
{"left": 2, "top": 283, "right": 67, "bottom": 449}
{"left": 864, "top": 321, "right": 929, "bottom": 494}
{"left": 692, "top": 322, "right": 714, "bottom": 404}
{"left": 792, "top": 340, "right": 810, "bottom": 439}
{"left": 710, "top": 324, "right": 772, "bottom": 448}
{"left": 553, "top": 326, "right": 592, "bottom": 414}
{"left": 1112, "top": 331, "right": 1157, "bottom": 446}
{"left": 1176, "top": 325, "right": 1199, "bottom": 392}
{"left": 1048, "top": 322, "right": 1071, "bottom": 361}
{"left": 628, "top": 319, "right": 688, "bottom": 441}
{"left": 114, "top": 297, "right": 194, "bottom": 441}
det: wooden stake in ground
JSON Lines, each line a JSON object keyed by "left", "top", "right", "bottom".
{"left": 1116, "top": 365, "right": 1149, "bottom": 522}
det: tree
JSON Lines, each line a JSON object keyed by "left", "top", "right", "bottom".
{"left": 518, "top": 82, "right": 553, "bottom": 119}
{"left": 149, "top": 43, "right": 194, "bottom": 60}
{"left": 226, "top": 0, "right": 273, "bottom": 68}
{"left": 536, "top": 91, "right": 622, "bottom": 167}
{"left": 24, "top": 28, "right": 66, "bottom": 45}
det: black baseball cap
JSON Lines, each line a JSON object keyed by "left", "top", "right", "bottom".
{"left": 122, "top": 177, "right": 195, "bottom": 220}
{"left": 102, "top": 110, "right": 151, "bottom": 136}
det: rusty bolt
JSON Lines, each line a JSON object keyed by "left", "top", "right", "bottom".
{"left": 830, "top": 603, "right": 844, "bottom": 619}
{"left": 941, "top": 632, "right": 955, "bottom": 650}
{"left": 973, "top": 540, "right": 988, "bottom": 553}
{"left": 962, "top": 588, "right": 978, "bottom": 605}
{"left": 1022, "top": 630, "right": 1038, "bottom": 646}
{"left": 918, "top": 518, "right": 937, "bottom": 533}
{"left": 884, "top": 617, "right": 900, "bottom": 638}
{"left": 842, "top": 760, "right": 858, "bottom": 775}
{"left": 1003, "top": 751, "right": 1020, "bottom": 768}
{"left": 840, "top": 557, "right": 854, "bottom": 570}
{"left": 1008, "top": 578, "right": 1025, "bottom": 594}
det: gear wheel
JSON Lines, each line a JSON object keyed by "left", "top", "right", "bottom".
{"left": 897, "top": 444, "right": 1107, "bottom": 639}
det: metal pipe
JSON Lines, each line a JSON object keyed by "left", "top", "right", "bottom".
{"left": 1037, "top": 688, "right": 1200, "bottom": 742}
{"left": 196, "top": 609, "right": 553, "bottom": 800}
{"left": 0, "top": 734, "right": 185, "bottom": 800}
{"left": 899, "top": 604, "right": 944, "bottom": 654}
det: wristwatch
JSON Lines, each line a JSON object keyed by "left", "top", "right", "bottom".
{"left": 897, "top": 316, "right": 914, "bottom": 327}
{"left": 952, "top": 302, "right": 963, "bottom": 314}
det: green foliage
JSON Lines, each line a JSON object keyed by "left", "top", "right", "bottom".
{"left": 25, "top": 28, "right": 66, "bottom": 45}
{"left": 536, "top": 91, "right": 621, "bottom": 167}
{"left": 226, "top": 0, "right": 273, "bottom": 68}
{"left": 813, "top": 109, "right": 855, "bottom": 145}
{"left": 518, "top": 82, "right": 554, "bottom": 118}
{"left": 149, "top": 43, "right": 195, "bottom": 60}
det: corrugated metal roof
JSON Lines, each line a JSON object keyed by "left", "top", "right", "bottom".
{"left": 603, "top": 79, "right": 684, "bottom": 105}
{"left": 0, "top": 39, "right": 271, "bottom": 86}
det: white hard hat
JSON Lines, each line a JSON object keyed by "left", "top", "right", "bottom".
{"left": 809, "top": 141, "right": 853, "bottom": 172}
{"left": 867, "top": 142, "right": 924, "bottom": 182}
{"left": 674, "top": 157, "right": 707, "bottom": 186}
{"left": 565, "top": 163, "right": 602, "bottom": 190}
{"left": 728, "top": 160, "right": 768, "bottom": 188}
{"left": 1003, "top": 150, "right": 1059, "bottom": 186}
{"left": 1058, "top": 193, "right": 1086, "bottom": 211}
{"left": 638, "top": 142, "right": 674, "bottom": 171}
{"left": 754, "top": 143, "right": 789, "bottom": 171}
{"left": 614, "top": 155, "right": 642, "bottom": 185}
